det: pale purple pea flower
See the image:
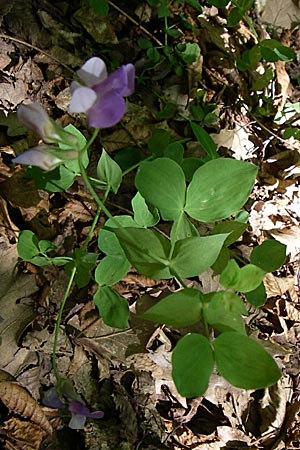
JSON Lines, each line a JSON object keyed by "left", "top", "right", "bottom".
{"left": 17, "top": 103, "right": 77, "bottom": 147}
{"left": 12, "top": 103, "right": 79, "bottom": 171}
{"left": 43, "top": 386, "right": 104, "bottom": 430}
{"left": 12, "top": 145, "right": 78, "bottom": 171}
{"left": 69, "top": 57, "right": 135, "bottom": 129}
{"left": 68, "top": 400, "right": 104, "bottom": 429}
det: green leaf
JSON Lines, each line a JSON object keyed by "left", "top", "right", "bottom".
{"left": 181, "top": 158, "right": 203, "bottom": 181}
{"left": 38, "top": 240, "right": 56, "bottom": 254}
{"left": 137, "top": 38, "right": 153, "bottom": 49}
{"left": 170, "top": 212, "right": 198, "bottom": 243}
{"left": 27, "top": 165, "right": 76, "bottom": 192}
{"left": 190, "top": 122, "right": 218, "bottom": 159}
{"left": 88, "top": 0, "right": 109, "bottom": 15}
{"left": 97, "top": 149, "right": 122, "bottom": 193}
{"left": 203, "top": 291, "right": 247, "bottom": 334}
{"left": 252, "top": 68, "right": 274, "bottom": 91}
{"left": 163, "top": 142, "right": 184, "bottom": 164}
{"left": 132, "top": 192, "right": 160, "bottom": 228}
{"left": 207, "top": 0, "right": 230, "bottom": 6}
{"left": 94, "top": 286, "right": 129, "bottom": 328}
{"left": 66, "top": 249, "right": 98, "bottom": 288}
{"left": 211, "top": 246, "right": 230, "bottom": 273}
{"left": 260, "top": 39, "right": 295, "bottom": 62}
{"left": 157, "top": 0, "right": 170, "bottom": 17}
{"left": 227, "top": 7, "right": 244, "bottom": 27}
{"left": 245, "top": 282, "right": 267, "bottom": 307}
{"left": 29, "top": 255, "right": 52, "bottom": 266}
{"left": 51, "top": 257, "right": 72, "bottom": 266}
{"left": 211, "top": 221, "right": 248, "bottom": 246}
{"left": 170, "top": 234, "right": 228, "bottom": 278}
{"left": 147, "top": 47, "right": 161, "bottom": 64}
{"left": 172, "top": 333, "right": 215, "bottom": 397}
{"left": 135, "top": 158, "right": 186, "bottom": 220}
{"left": 98, "top": 217, "right": 138, "bottom": 282}
{"left": 185, "top": 159, "right": 257, "bottom": 222}
{"left": 113, "top": 227, "right": 172, "bottom": 279}
{"left": 250, "top": 240, "right": 286, "bottom": 272}
{"left": 17, "top": 230, "right": 39, "bottom": 260}
{"left": 214, "top": 332, "right": 281, "bottom": 389}
{"left": 185, "top": 0, "right": 202, "bottom": 11}
{"left": 59, "top": 124, "right": 88, "bottom": 173}
{"left": 141, "top": 288, "right": 203, "bottom": 327}
{"left": 148, "top": 129, "right": 171, "bottom": 156}
{"left": 177, "top": 43, "right": 201, "bottom": 65}
{"left": 220, "top": 259, "right": 266, "bottom": 293}
{"left": 95, "top": 255, "right": 130, "bottom": 286}
{"left": 227, "top": 0, "right": 254, "bottom": 27}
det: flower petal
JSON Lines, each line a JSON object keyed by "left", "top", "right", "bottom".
{"left": 69, "top": 86, "right": 97, "bottom": 113}
{"left": 68, "top": 414, "right": 86, "bottom": 430}
{"left": 97, "top": 64, "right": 135, "bottom": 98}
{"left": 17, "top": 103, "right": 56, "bottom": 140}
{"left": 69, "top": 400, "right": 90, "bottom": 416}
{"left": 42, "top": 388, "right": 65, "bottom": 409}
{"left": 68, "top": 400, "right": 104, "bottom": 419}
{"left": 77, "top": 57, "right": 107, "bottom": 87}
{"left": 87, "top": 91, "right": 126, "bottom": 128}
{"left": 12, "top": 146, "right": 63, "bottom": 171}
{"left": 85, "top": 410, "right": 104, "bottom": 419}
{"left": 121, "top": 64, "right": 135, "bottom": 96}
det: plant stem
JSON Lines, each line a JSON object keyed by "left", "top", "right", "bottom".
{"left": 122, "top": 155, "right": 153, "bottom": 177}
{"left": 85, "top": 128, "right": 100, "bottom": 155}
{"left": 81, "top": 187, "right": 110, "bottom": 252}
{"left": 78, "top": 156, "right": 113, "bottom": 220}
{"left": 171, "top": 270, "right": 189, "bottom": 289}
{"left": 52, "top": 265, "right": 77, "bottom": 381}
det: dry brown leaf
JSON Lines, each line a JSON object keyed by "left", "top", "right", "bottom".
{"left": 0, "top": 169, "right": 49, "bottom": 222}
{"left": 0, "top": 381, "right": 52, "bottom": 434}
{"left": 264, "top": 273, "right": 295, "bottom": 298}
{"left": 262, "top": 0, "right": 300, "bottom": 28}
{"left": 58, "top": 198, "right": 95, "bottom": 223}
{"left": 270, "top": 226, "right": 300, "bottom": 259}
{"left": 122, "top": 272, "right": 159, "bottom": 288}
{"left": 275, "top": 61, "right": 292, "bottom": 110}
{"left": 0, "top": 234, "right": 37, "bottom": 370}
{"left": 1, "top": 417, "right": 44, "bottom": 450}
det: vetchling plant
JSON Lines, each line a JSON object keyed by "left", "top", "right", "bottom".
{"left": 13, "top": 55, "right": 285, "bottom": 413}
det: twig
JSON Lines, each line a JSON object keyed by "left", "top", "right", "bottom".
{"left": 0, "top": 33, "right": 74, "bottom": 74}
{"left": 108, "top": 1, "right": 163, "bottom": 47}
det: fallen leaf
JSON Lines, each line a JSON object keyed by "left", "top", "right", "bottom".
{"left": 0, "top": 381, "right": 52, "bottom": 434}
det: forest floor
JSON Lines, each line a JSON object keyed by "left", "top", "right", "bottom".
{"left": 0, "top": 1, "right": 300, "bottom": 449}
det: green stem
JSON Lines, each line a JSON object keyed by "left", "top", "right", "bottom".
{"left": 78, "top": 156, "right": 113, "bottom": 219}
{"left": 85, "top": 128, "right": 100, "bottom": 155}
{"left": 52, "top": 265, "right": 77, "bottom": 382}
{"left": 229, "top": 250, "right": 247, "bottom": 266}
{"left": 122, "top": 155, "right": 153, "bottom": 177}
{"left": 164, "top": 17, "right": 168, "bottom": 47}
{"left": 79, "top": 155, "right": 130, "bottom": 233}
{"left": 81, "top": 187, "right": 110, "bottom": 252}
{"left": 171, "top": 269, "right": 188, "bottom": 289}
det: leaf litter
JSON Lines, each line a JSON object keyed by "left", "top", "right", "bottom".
{"left": 0, "top": 0, "right": 300, "bottom": 449}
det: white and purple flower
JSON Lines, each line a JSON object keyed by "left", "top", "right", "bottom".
{"left": 43, "top": 383, "right": 104, "bottom": 430}
{"left": 69, "top": 57, "right": 135, "bottom": 128}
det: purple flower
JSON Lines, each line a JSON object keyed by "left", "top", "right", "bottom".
{"left": 43, "top": 381, "right": 104, "bottom": 430}
{"left": 17, "top": 103, "right": 78, "bottom": 146}
{"left": 13, "top": 103, "right": 80, "bottom": 171}
{"left": 12, "top": 145, "right": 78, "bottom": 171}
{"left": 68, "top": 400, "right": 104, "bottom": 429}
{"left": 69, "top": 57, "right": 135, "bottom": 129}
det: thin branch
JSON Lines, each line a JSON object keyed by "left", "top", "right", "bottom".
{"left": 108, "top": 1, "right": 163, "bottom": 46}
